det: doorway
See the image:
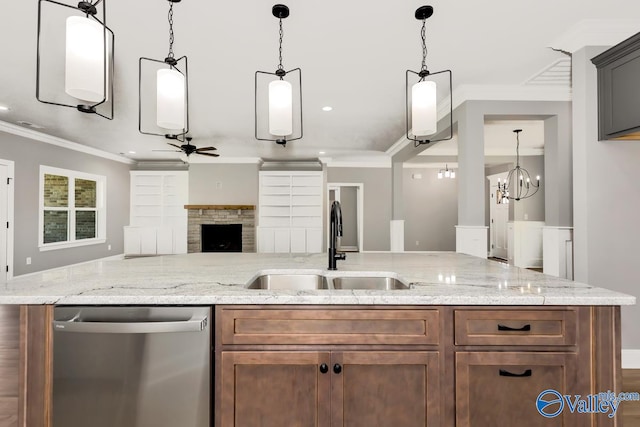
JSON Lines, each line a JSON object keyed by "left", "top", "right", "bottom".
{"left": 487, "top": 172, "right": 508, "bottom": 260}
{"left": 0, "top": 159, "right": 14, "bottom": 282}
{"left": 327, "top": 183, "right": 363, "bottom": 252}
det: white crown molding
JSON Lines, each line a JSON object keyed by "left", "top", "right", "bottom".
{"left": 185, "top": 156, "right": 262, "bottom": 164}
{"left": 0, "top": 120, "right": 134, "bottom": 165}
{"left": 324, "top": 159, "right": 392, "bottom": 169}
{"left": 403, "top": 162, "right": 458, "bottom": 169}
{"left": 548, "top": 19, "right": 640, "bottom": 53}
{"left": 452, "top": 85, "right": 572, "bottom": 111}
{"left": 385, "top": 135, "right": 410, "bottom": 157}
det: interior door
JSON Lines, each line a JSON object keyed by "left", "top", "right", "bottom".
{"left": 489, "top": 173, "right": 509, "bottom": 260}
{"left": 0, "top": 163, "right": 8, "bottom": 282}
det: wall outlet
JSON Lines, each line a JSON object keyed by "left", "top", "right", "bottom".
{"left": 108, "top": 244, "right": 112, "bottom": 251}
{"left": 416, "top": 240, "right": 419, "bottom": 246}
{"left": 26, "top": 257, "right": 31, "bottom": 265}
{"left": 524, "top": 213, "right": 529, "bottom": 220}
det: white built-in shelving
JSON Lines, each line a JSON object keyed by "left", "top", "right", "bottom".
{"left": 258, "top": 171, "right": 323, "bottom": 253}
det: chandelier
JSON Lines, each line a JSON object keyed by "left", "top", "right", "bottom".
{"left": 498, "top": 129, "right": 541, "bottom": 201}
{"left": 437, "top": 164, "right": 455, "bottom": 179}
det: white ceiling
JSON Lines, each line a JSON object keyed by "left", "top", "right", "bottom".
{"left": 1, "top": 1, "right": 640, "bottom": 164}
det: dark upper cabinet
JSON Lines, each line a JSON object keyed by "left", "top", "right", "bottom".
{"left": 592, "top": 32, "right": 640, "bottom": 141}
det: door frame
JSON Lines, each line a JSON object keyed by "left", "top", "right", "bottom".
{"left": 326, "top": 183, "right": 364, "bottom": 253}
{"left": 0, "top": 159, "right": 15, "bottom": 281}
{"left": 487, "top": 172, "right": 508, "bottom": 260}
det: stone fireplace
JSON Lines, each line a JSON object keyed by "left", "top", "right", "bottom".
{"left": 186, "top": 205, "right": 256, "bottom": 253}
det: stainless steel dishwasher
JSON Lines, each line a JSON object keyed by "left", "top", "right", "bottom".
{"left": 52, "top": 306, "right": 211, "bottom": 427}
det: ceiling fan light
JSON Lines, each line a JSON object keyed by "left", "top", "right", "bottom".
{"left": 411, "top": 80, "right": 437, "bottom": 136}
{"left": 65, "top": 16, "right": 106, "bottom": 102}
{"left": 156, "top": 68, "right": 186, "bottom": 130}
{"left": 268, "top": 79, "right": 293, "bottom": 136}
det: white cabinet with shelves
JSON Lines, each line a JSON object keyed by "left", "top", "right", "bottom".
{"left": 125, "top": 171, "right": 188, "bottom": 256}
{"left": 258, "top": 171, "right": 323, "bottom": 253}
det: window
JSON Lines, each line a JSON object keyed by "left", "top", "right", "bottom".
{"left": 39, "top": 166, "right": 106, "bottom": 250}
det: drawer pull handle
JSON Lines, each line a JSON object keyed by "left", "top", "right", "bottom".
{"left": 319, "top": 364, "right": 329, "bottom": 374}
{"left": 499, "top": 369, "right": 532, "bottom": 378}
{"left": 333, "top": 364, "right": 342, "bottom": 374}
{"left": 497, "top": 323, "right": 531, "bottom": 332}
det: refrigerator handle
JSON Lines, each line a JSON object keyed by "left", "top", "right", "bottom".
{"left": 52, "top": 314, "right": 208, "bottom": 334}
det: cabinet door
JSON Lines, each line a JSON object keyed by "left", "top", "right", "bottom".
{"left": 456, "top": 352, "right": 583, "bottom": 427}
{"left": 219, "top": 352, "right": 330, "bottom": 427}
{"left": 331, "top": 351, "right": 440, "bottom": 427}
{"left": 257, "top": 227, "right": 275, "bottom": 253}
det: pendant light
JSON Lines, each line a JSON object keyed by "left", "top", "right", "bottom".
{"left": 255, "top": 4, "right": 303, "bottom": 147}
{"left": 139, "top": 0, "right": 189, "bottom": 140}
{"left": 406, "top": 6, "right": 452, "bottom": 147}
{"left": 437, "top": 164, "right": 455, "bottom": 179}
{"left": 498, "top": 129, "right": 541, "bottom": 201}
{"left": 36, "top": 0, "right": 114, "bottom": 119}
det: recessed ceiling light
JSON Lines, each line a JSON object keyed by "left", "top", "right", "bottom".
{"left": 128, "top": 151, "right": 136, "bottom": 154}
{"left": 319, "top": 151, "right": 326, "bottom": 155}
{"left": 0, "top": 105, "right": 10, "bottom": 112}
{"left": 322, "top": 106, "right": 333, "bottom": 112}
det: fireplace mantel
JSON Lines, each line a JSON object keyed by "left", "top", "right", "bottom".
{"left": 184, "top": 205, "right": 255, "bottom": 210}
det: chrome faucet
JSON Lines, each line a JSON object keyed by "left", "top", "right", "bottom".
{"left": 328, "top": 201, "right": 346, "bottom": 270}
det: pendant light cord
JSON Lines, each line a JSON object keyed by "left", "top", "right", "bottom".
{"left": 420, "top": 19, "right": 429, "bottom": 76}
{"left": 515, "top": 131, "right": 521, "bottom": 168}
{"left": 167, "top": 2, "right": 175, "bottom": 60}
{"left": 277, "top": 18, "right": 284, "bottom": 73}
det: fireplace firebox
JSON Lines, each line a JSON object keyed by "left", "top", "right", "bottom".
{"left": 201, "top": 224, "right": 242, "bottom": 252}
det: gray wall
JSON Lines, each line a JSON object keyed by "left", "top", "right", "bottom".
{"left": 189, "top": 163, "right": 259, "bottom": 205}
{"left": 403, "top": 168, "right": 457, "bottom": 251}
{"left": 573, "top": 46, "right": 640, "bottom": 349}
{"left": 339, "top": 186, "right": 358, "bottom": 248}
{"left": 0, "top": 131, "right": 130, "bottom": 276}
{"left": 327, "top": 167, "right": 391, "bottom": 251}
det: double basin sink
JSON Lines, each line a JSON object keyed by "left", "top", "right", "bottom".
{"left": 247, "top": 271, "right": 410, "bottom": 290}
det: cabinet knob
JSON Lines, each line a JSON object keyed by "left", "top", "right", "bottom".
{"left": 319, "top": 363, "right": 329, "bottom": 374}
{"left": 333, "top": 364, "right": 342, "bottom": 374}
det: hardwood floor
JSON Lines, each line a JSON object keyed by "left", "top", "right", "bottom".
{"left": 622, "top": 369, "right": 640, "bottom": 426}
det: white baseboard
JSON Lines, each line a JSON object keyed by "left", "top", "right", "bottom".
{"left": 622, "top": 349, "right": 640, "bottom": 369}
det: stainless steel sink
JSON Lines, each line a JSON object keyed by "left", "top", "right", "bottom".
{"left": 331, "top": 276, "right": 410, "bottom": 290}
{"left": 247, "top": 274, "right": 329, "bottom": 290}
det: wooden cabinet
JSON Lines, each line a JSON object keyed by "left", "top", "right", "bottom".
{"left": 592, "top": 32, "right": 640, "bottom": 140}
{"left": 454, "top": 307, "right": 592, "bottom": 427}
{"left": 216, "top": 306, "right": 442, "bottom": 427}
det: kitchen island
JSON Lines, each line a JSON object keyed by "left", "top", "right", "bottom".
{"left": 0, "top": 252, "right": 635, "bottom": 427}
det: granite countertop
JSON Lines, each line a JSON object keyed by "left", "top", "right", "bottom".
{"left": 0, "top": 252, "right": 635, "bottom": 306}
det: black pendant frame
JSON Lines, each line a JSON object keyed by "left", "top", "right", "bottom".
{"left": 405, "top": 68, "right": 453, "bottom": 148}
{"left": 36, "top": 0, "right": 114, "bottom": 120}
{"left": 138, "top": 55, "right": 190, "bottom": 140}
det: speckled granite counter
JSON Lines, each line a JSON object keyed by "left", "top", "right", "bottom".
{"left": 0, "top": 252, "right": 635, "bottom": 305}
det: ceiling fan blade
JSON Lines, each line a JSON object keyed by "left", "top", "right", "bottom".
{"left": 197, "top": 152, "right": 220, "bottom": 157}
{"left": 195, "top": 146, "right": 217, "bottom": 151}
{"left": 167, "top": 143, "right": 183, "bottom": 149}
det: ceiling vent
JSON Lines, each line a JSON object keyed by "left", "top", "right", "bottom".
{"left": 524, "top": 58, "right": 572, "bottom": 86}
{"left": 16, "top": 120, "right": 45, "bottom": 129}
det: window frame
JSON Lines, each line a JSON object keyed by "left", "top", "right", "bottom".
{"left": 38, "top": 166, "right": 107, "bottom": 251}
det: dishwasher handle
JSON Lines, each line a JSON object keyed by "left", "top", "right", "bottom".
{"left": 53, "top": 314, "right": 208, "bottom": 334}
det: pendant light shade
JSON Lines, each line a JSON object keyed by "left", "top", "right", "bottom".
{"left": 255, "top": 4, "right": 303, "bottom": 147}
{"left": 268, "top": 79, "right": 293, "bottom": 136}
{"left": 139, "top": 0, "right": 189, "bottom": 139}
{"left": 65, "top": 16, "right": 107, "bottom": 102}
{"left": 156, "top": 68, "right": 186, "bottom": 130}
{"left": 36, "top": 0, "right": 114, "bottom": 119}
{"left": 406, "top": 5, "right": 452, "bottom": 147}
{"left": 411, "top": 80, "right": 437, "bottom": 136}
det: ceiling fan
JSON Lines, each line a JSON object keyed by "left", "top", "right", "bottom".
{"left": 154, "top": 137, "right": 219, "bottom": 158}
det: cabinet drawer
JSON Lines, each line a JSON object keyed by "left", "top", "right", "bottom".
{"left": 218, "top": 307, "right": 440, "bottom": 346}
{"left": 454, "top": 309, "right": 577, "bottom": 346}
